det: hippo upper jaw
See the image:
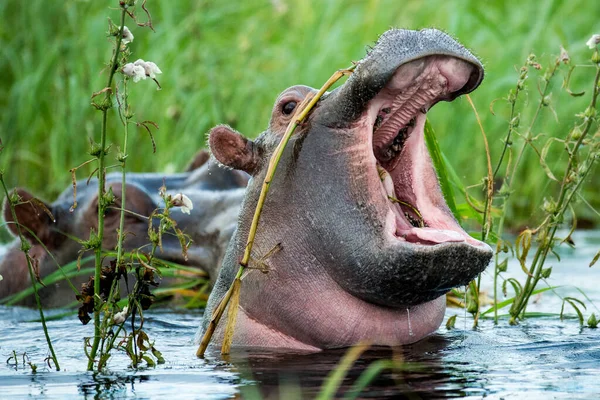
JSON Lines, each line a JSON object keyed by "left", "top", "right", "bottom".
{"left": 308, "top": 29, "right": 492, "bottom": 308}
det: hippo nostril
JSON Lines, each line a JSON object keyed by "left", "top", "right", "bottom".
{"left": 449, "top": 68, "right": 483, "bottom": 100}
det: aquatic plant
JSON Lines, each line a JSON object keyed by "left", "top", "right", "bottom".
{"left": 461, "top": 38, "right": 600, "bottom": 327}
{"left": 70, "top": 0, "right": 196, "bottom": 371}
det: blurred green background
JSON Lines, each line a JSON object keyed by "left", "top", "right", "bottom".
{"left": 1, "top": 0, "right": 599, "bottom": 232}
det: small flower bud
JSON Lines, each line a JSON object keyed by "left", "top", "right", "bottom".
{"left": 20, "top": 240, "right": 32, "bottom": 253}
{"left": 570, "top": 126, "right": 583, "bottom": 141}
{"left": 592, "top": 50, "right": 600, "bottom": 64}
{"left": 519, "top": 67, "right": 528, "bottom": 80}
{"left": 103, "top": 187, "right": 116, "bottom": 207}
{"left": 586, "top": 34, "right": 600, "bottom": 49}
{"left": 585, "top": 106, "right": 597, "bottom": 119}
{"left": 559, "top": 46, "right": 570, "bottom": 64}
{"left": 541, "top": 267, "right": 552, "bottom": 279}
{"left": 171, "top": 193, "right": 193, "bottom": 214}
{"left": 541, "top": 95, "right": 551, "bottom": 107}
{"left": 510, "top": 115, "right": 520, "bottom": 128}
{"left": 89, "top": 140, "right": 103, "bottom": 157}
{"left": 542, "top": 198, "right": 557, "bottom": 214}
{"left": 588, "top": 313, "right": 598, "bottom": 328}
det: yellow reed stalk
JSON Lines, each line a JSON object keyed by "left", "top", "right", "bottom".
{"left": 196, "top": 66, "right": 355, "bottom": 358}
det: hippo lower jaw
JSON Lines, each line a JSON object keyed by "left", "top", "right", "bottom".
{"left": 366, "top": 55, "right": 488, "bottom": 250}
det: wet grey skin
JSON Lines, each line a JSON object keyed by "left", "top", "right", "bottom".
{"left": 203, "top": 28, "right": 493, "bottom": 349}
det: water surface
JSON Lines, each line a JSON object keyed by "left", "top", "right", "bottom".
{"left": 1, "top": 230, "right": 599, "bottom": 399}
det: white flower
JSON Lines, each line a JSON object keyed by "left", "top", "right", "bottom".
{"left": 122, "top": 63, "right": 147, "bottom": 82}
{"left": 171, "top": 193, "right": 193, "bottom": 214}
{"left": 121, "top": 26, "right": 134, "bottom": 44}
{"left": 134, "top": 59, "right": 163, "bottom": 79}
{"left": 113, "top": 306, "right": 128, "bottom": 324}
{"left": 586, "top": 34, "right": 600, "bottom": 49}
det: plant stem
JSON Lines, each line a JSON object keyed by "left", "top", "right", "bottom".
{"left": 465, "top": 94, "right": 493, "bottom": 327}
{"left": 196, "top": 66, "right": 355, "bottom": 358}
{"left": 0, "top": 177, "right": 61, "bottom": 371}
{"left": 117, "top": 81, "right": 130, "bottom": 270}
{"left": 510, "top": 65, "right": 600, "bottom": 321}
{"left": 87, "top": 7, "right": 127, "bottom": 371}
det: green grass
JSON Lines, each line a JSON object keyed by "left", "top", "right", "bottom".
{"left": 1, "top": 0, "right": 599, "bottom": 231}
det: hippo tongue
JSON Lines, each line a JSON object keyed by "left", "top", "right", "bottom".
{"left": 403, "top": 228, "right": 465, "bottom": 244}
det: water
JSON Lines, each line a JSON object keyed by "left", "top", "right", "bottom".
{"left": 1, "top": 230, "right": 599, "bottom": 399}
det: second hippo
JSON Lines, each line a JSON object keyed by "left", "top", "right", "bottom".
{"left": 0, "top": 153, "right": 247, "bottom": 307}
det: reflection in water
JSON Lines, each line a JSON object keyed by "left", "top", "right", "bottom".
{"left": 1, "top": 231, "right": 600, "bottom": 399}
{"left": 230, "top": 336, "right": 463, "bottom": 399}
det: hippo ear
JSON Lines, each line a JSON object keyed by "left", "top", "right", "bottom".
{"left": 3, "top": 188, "right": 55, "bottom": 245}
{"left": 184, "top": 149, "right": 211, "bottom": 172}
{"left": 208, "top": 125, "right": 262, "bottom": 175}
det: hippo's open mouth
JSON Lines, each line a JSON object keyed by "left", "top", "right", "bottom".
{"left": 366, "top": 55, "right": 486, "bottom": 248}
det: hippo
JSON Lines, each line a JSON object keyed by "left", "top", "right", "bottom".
{"left": 199, "top": 28, "right": 493, "bottom": 351}
{"left": 0, "top": 151, "right": 247, "bottom": 307}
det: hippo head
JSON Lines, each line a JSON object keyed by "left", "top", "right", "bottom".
{"left": 205, "top": 29, "right": 493, "bottom": 349}
{"left": 0, "top": 152, "right": 246, "bottom": 306}
{"left": 0, "top": 183, "right": 157, "bottom": 306}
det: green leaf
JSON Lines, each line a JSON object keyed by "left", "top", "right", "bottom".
{"left": 343, "top": 360, "right": 398, "bottom": 400}
{"left": 142, "top": 355, "right": 156, "bottom": 368}
{"left": 424, "top": 120, "right": 460, "bottom": 221}
{"left": 316, "top": 342, "right": 370, "bottom": 400}
{"left": 564, "top": 297, "right": 586, "bottom": 325}
{"left": 539, "top": 138, "right": 561, "bottom": 181}
{"left": 446, "top": 314, "right": 457, "bottom": 330}
{"left": 590, "top": 250, "right": 600, "bottom": 268}
{"left": 482, "top": 286, "right": 558, "bottom": 316}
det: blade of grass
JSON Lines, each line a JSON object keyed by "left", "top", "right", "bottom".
{"left": 481, "top": 285, "right": 559, "bottom": 316}
{"left": 316, "top": 341, "right": 371, "bottom": 400}
{"left": 424, "top": 119, "right": 460, "bottom": 221}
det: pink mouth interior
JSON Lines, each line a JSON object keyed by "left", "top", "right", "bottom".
{"left": 368, "top": 56, "right": 487, "bottom": 248}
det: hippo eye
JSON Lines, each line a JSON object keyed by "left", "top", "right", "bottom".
{"left": 282, "top": 101, "right": 297, "bottom": 115}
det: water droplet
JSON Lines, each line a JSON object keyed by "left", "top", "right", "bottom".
{"left": 406, "top": 308, "right": 413, "bottom": 336}
{"left": 463, "top": 286, "right": 468, "bottom": 333}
